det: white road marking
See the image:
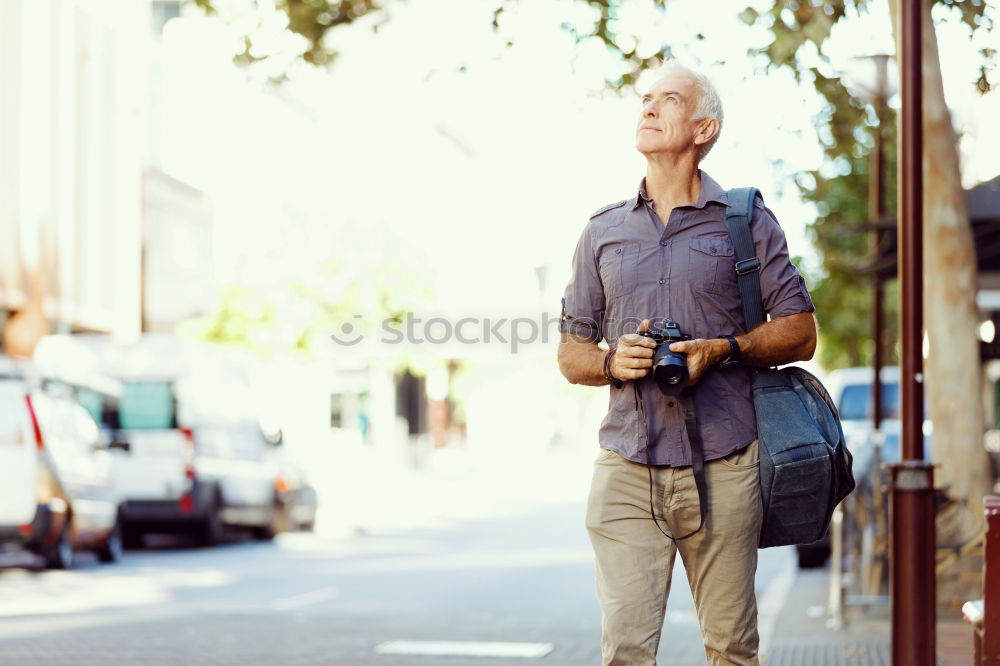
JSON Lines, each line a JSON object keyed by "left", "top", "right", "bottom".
{"left": 270, "top": 586, "right": 337, "bottom": 611}
{"left": 806, "top": 604, "right": 826, "bottom": 618}
{"left": 328, "top": 546, "right": 595, "bottom": 575}
{"left": 374, "top": 641, "right": 554, "bottom": 658}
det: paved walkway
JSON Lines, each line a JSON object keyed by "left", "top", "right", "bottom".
{"left": 768, "top": 568, "right": 973, "bottom": 666}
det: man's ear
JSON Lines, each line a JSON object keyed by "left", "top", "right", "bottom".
{"left": 693, "top": 118, "right": 719, "bottom": 147}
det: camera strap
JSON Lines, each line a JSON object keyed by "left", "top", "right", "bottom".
{"left": 636, "top": 381, "right": 707, "bottom": 541}
{"left": 682, "top": 393, "right": 709, "bottom": 536}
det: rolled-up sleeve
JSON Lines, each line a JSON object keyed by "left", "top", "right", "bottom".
{"left": 751, "top": 205, "right": 815, "bottom": 319}
{"left": 560, "top": 224, "right": 605, "bottom": 342}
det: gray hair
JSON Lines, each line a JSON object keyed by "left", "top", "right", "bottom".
{"left": 652, "top": 61, "right": 724, "bottom": 161}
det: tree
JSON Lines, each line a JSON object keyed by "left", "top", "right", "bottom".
{"left": 189, "top": 0, "right": 673, "bottom": 84}
{"left": 178, "top": 248, "right": 431, "bottom": 361}
{"left": 793, "top": 104, "right": 899, "bottom": 370}
{"left": 191, "top": 0, "right": 384, "bottom": 68}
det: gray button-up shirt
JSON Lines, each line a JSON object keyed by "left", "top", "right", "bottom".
{"left": 560, "top": 170, "right": 815, "bottom": 466}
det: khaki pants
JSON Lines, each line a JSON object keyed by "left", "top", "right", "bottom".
{"left": 585, "top": 441, "right": 763, "bottom": 666}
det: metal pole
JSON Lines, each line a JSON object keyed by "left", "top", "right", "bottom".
{"left": 983, "top": 497, "right": 1000, "bottom": 661}
{"left": 889, "top": 1, "right": 936, "bottom": 664}
{"left": 889, "top": 463, "right": 935, "bottom": 664}
{"left": 898, "top": 0, "right": 925, "bottom": 469}
{"left": 871, "top": 55, "right": 887, "bottom": 438}
{"left": 868, "top": 55, "right": 889, "bottom": 601}
{"left": 828, "top": 505, "right": 844, "bottom": 630}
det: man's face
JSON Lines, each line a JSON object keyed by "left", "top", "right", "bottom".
{"left": 635, "top": 72, "right": 703, "bottom": 157}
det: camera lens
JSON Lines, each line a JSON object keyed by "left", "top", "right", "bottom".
{"left": 651, "top": 349, "right": 688, "bottom": 396}
{"left": 656, "top": 356, "right": 687, "bottom": 384}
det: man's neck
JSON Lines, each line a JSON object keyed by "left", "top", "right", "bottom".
{"left": 644, "top": 158, "right": 701, "bottom": 223}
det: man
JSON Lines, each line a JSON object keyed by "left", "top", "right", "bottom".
{"left": 557, "top": 62, "right": 817, "bottom": 666}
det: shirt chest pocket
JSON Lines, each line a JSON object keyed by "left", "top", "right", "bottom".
{"left": 598, "top": 243, "right": 638, "bottom": 303}
{"left": 688, "top": 236, "right": 736, "bottom": 295}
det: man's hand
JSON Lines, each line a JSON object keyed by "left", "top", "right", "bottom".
{"left": 663, "top": 311, "right": 818, "bottom": 386}
{"left": 667, "top": 338, "right": 729, "bottom": 386}
{"left": 610, "top": 321, "right": 657, "bottom": 382}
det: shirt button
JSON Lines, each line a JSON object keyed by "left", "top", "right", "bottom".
{"left": 659, "top": 241, "right": 668, "bottom": 246}
{"left": 615, "top": 247, "right": 622, "bottom": 254}
{"left": 667, "top": 401, "right": 675, "bottom": 407}
{"left": 710, "top": 247, "right": 717, "bottom": 254}
{"left": 658, "top": 279, "right": 665, "bottom": 285}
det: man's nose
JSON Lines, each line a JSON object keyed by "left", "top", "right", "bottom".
{"left": 642, "top": 101, "right": 657, "bottom": 117}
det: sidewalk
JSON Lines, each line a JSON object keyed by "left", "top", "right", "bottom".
{"left": 767, "top": 568, "right": 973, "bottom": 666}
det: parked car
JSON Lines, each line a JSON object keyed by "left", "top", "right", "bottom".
{"left": 270, "top": 436, "right": 317, "bottom": 533}
{"left": 191, "top": 419, "right": 286, "bottom": 541}
{"left": 0, "top": 364, "right": 122, "bottom": 568}
{"left": 828, "top": 366, "right": 932, "bottom": 480}
{"left": 34, "top": 334, "right": 287, "bottom": 547}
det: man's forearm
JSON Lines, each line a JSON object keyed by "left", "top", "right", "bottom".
{"left": 557, "top": 333, "right": 610, "bottom": 386}
{"left": 736, "top": 311, "right": 817, "bottom": 367}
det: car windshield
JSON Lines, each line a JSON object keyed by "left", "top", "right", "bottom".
{"left": 72, "top": 387, "right": 105, "bottom": 424}
{"left": 839, "top": 382, "right": 900, "bottom": 421}
{"left": 119, "top": 381, "right": 175, "bottom": 429}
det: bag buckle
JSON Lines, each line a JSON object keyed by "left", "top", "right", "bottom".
{"left": 735, "top": 257, "right": 761, "bottom": 276}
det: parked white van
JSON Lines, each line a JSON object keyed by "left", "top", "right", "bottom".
{"left": 34, "top": 334, "right": 285, "bottom": 547}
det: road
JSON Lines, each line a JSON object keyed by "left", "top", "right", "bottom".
{"left": 0, "top": 501, "right": 795, "bottom": 665}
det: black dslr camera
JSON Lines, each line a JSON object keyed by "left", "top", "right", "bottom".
{"left": 639, "top": 321, "right": 691, "bottom": 396}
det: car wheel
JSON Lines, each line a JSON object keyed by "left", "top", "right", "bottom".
{"left": 796, "top": 543, "right": 831, "bottom": 569}
{"left": 197, "top": 501, "right": 224, "bottom": 547}
{"left": 122, "top": 525, "right": 144, "bottom": 550}
{"left": 251, "top": 524, "right": 276, "bottom": 541}
{"left": 43, "top": 519, "right": 74, "bottom": 570}
{"left": 95, "top": 519, "right": 124, "bottom": 563}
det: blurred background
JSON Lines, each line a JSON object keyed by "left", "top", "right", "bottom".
{"left": 0, "top": 0, "right": 999, "bottom": 664}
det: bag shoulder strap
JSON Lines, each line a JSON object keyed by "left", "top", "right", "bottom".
{"left": 723, "top": 187, "right": 765, "bottom": 330}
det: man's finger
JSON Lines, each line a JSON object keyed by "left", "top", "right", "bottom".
{"left": 617, "top": 367, "right": 651, "bottom": 380}
{"left": 636, "top": 319, "right": 651, "bottom": 334}
{"left": 619, "top": 333, "right": 657, "bottom": 348}
{"left": 619, "top": 357, "right": 653, "bottom": 369}
{"left": 668, "top": 341, "right": 690, "bottom": 353}
{"left": 618, "top": 345, "right": 654, "bottom": 359}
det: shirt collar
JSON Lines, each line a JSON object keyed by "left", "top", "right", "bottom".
{"left": 632, "top": 169, "right": 727, "bottom": 211}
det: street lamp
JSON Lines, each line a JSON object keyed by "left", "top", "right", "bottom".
{"left": 839, "top": 53, "right": 898, "bottom": 103}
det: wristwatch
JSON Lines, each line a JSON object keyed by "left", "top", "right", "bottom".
{"left": 717, "top": 335, "right": 741, "bottom": 368}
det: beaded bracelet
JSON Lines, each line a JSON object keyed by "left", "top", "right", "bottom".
{"left": 604, "top": 349, "right": 624, "bottom": 389}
